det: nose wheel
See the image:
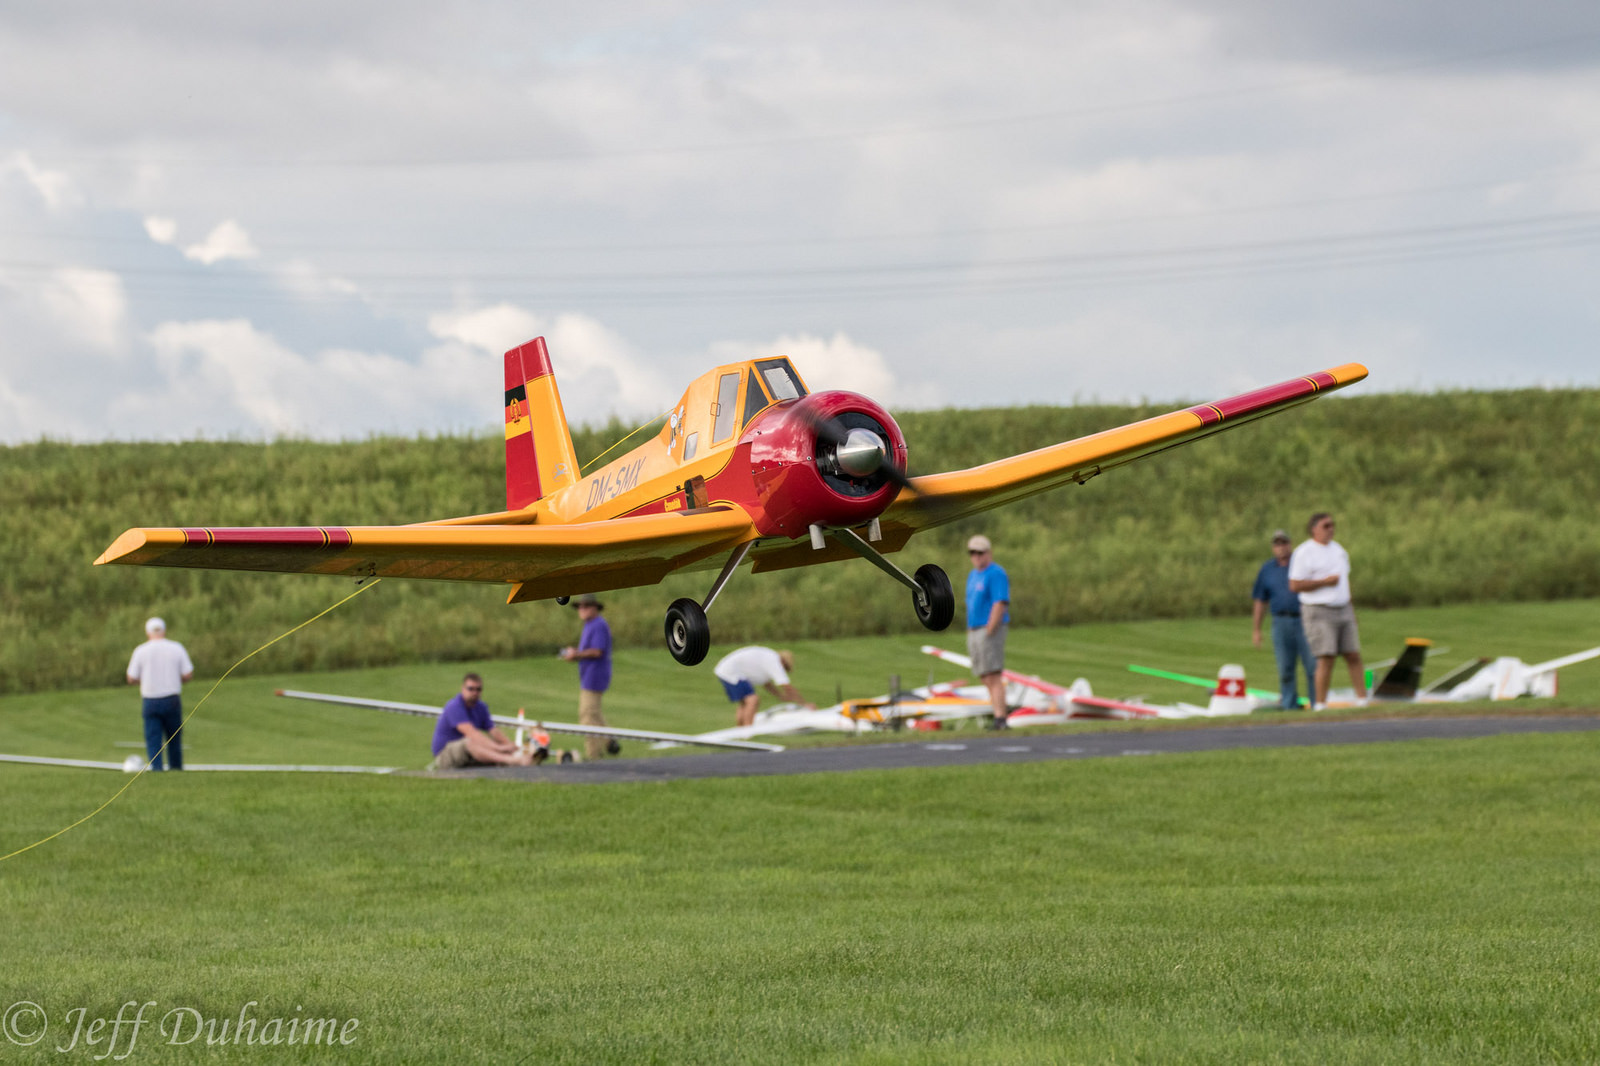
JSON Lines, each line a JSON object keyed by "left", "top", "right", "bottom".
{"left": 664, "top": 598, "right": 711, "bottom": 666}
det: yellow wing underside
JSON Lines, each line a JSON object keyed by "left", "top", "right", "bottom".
{"left": 95, "top": 507, "right": 757, "bottom": 602}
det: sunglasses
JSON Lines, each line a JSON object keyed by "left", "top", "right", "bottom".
{"left": 463, "top": 685, "right": 482, "bottom": 692}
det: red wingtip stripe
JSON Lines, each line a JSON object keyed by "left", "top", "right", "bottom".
{"left": 178, "top": 528, "right": 352, "bottom": 549}
{"left": 1211, "top": 378, "right": 1322, "bottom": 420}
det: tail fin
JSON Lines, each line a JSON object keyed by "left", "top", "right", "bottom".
{"left": 1373, "top": 638, "right": 1432, "bottom": 700}
{"left": 504, "top": 337, "right": 580, "bottom": 509}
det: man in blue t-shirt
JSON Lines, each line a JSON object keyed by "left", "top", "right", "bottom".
{"left": 964, "top": 534, "right": 1012, "bottom": 728}
{"left": 431, "top": 673, "right": 535, "bottom": 768}
{"left": 1250, "top": 529, "right": 1315, "bottom": 709}
{"left": 560, "top": 594, "right": 618, "bottom": 760}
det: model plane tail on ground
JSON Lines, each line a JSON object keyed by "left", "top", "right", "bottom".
{"left": 1373, "top": 638, "right": 1432, "bottom": 699}
{"left": 504, "top": 338, "right": 580, "bottom": 508}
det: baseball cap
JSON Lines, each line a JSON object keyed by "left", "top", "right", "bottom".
{"left": 572, "top": 594, "right": 604, "bottom": 609}
{"left": 145, "top": 617, "right": 166, "bottom": 634}
{"left": 966, "top": 534, "right": 992, "bottom": 553}
{"left": 1270, "top": 529, "right": 1290, "bottom": 543}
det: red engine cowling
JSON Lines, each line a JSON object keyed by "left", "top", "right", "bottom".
{"left": 737, "top": 391, "right": 909, "bottom": 539}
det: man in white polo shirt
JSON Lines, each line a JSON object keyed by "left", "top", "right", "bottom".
{"left": 126, "top": 617, "right": 195, "bottom": 770}
{"left": 1288, "top": 513, "right": 1367, "bottom": 710}
{"left": 713, "top": 646, "right": 814, "bottom": 727}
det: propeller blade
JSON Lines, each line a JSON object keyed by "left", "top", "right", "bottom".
{"left": 793, "top": 402, "right": 922, "bottom": 495}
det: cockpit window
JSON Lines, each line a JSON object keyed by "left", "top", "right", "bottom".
{"left": 755, "top": 359, "right": 806, "bottom": 401}
{"left": 711, "top": 372, "right": 740, "bottom": 443}
{"left": 741, "top": 369, "right": 769, "bottom": 428}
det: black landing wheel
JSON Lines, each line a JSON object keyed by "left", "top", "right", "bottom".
{"left": 664, "top": 598, "right": 711, "bottom": 666}
{"left": 912, "top": 564, "right": 955, "bottom": 631}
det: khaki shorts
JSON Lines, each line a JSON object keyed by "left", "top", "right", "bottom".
{"left": 1303, "top": 602, "right": 1360, "bottom": 658}
{"left": 579, "top": 689, "right": 608, "bottom": 761}
{"left": 432, "top": 737, "right": 481, "bottom": 770}
{"left": 966, "top": 624, "right": 1008, "bottom": 677}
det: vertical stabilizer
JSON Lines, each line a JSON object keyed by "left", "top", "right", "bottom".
{"left": 1373, "top": 638, "right": 1431, "bottom": 700}
{"left": 504, "top": 337, "right": 580, "bottom": 509}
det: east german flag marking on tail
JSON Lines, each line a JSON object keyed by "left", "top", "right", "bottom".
{"left": 505, "top": 384, "right": 532, "bottom": 440}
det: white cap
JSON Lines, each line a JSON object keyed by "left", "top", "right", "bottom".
{"left": 966, "top": 534, "right": 992, "bottom": 553}
{"left": 145, "top": 617, "right": 166, "bottom": 634}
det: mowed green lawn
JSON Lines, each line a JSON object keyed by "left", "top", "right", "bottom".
{"left": 3, "top": 735, "right": 1599, "bottom": 1063}
{"left": 2, "top": 600, "right": 1599, "bottom": 1062}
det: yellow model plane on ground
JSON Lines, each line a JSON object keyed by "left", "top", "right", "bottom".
{"left": 98, "top": 337, "right": 1368, "bottom": 665}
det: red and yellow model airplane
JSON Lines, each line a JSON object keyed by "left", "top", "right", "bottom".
{"left": 97, "top": 337, "right": 1367, "bottom": 665}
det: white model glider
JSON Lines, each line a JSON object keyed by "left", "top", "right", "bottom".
{"left": 274, "top": 689, "right": 784, "bottom": 753}
{"left": 0, "top": 752, "right": 398, "bottom": 773}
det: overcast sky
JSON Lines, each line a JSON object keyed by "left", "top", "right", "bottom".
{"left": 2, "top": 1, "right": 1597, "bottom": 442}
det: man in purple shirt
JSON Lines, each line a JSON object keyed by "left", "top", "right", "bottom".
{"left": 560, "top": 594, "right": 619, "bottom": 761}
{"left": 431, "top": 673, "right": 535, "bottom": 768}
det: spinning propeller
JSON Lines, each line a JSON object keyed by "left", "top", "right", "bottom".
{"left": 795, "top": 404, "right": 920, "bottom": 496}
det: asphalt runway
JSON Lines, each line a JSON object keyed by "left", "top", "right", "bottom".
{"left": 431, "top": 713, "right": 1600, "bottom": 785}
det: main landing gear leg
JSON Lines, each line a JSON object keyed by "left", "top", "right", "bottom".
{"left": 826, "top": 526, "right": 955, "bottom": 632}
{"left": 664, "top": 541, "right": 753, "bottom": 666}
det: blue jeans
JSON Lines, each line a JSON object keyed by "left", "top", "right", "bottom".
{"left": 1270, "top": 615, "right": 1316, "bottom": 709}
{"left": 142, "top": 695, "right": 184, "bottom": 770}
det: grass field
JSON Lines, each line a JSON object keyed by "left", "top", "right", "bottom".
{"left": 3, "top": 602, "right": 1599, "bottom": 1061}
{"left": 3, "top": 730, "right": 1599, "bottom": 1061}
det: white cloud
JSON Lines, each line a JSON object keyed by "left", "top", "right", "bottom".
{"left": 1, "top": 151, "right": 78, "bottom": 210}
{"left": 143, "top": 215, "right": 178, "bottom": 244}
{"left": 133, "top": 318, "right": 495, "bottom": 438}
{"left": 709, "top": 332, "right": 901, "bottom": 402}
{"left": 274, "top": 258, "right": 363, "bottom": 300}
{"left": 427, "top": 303, "right": 542, "bottom": 356}
{"left": 427, "top": 304, "right": 670, "bottom": 422}
{"left": 182, "top": 219, "right": 259, "bottom": 265}
{"left": 36, "top": 267, "right": 128, "bottom": 353}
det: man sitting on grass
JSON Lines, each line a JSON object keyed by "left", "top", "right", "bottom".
{"left": 431, "top": 673, "right": 540, "bottom": 768}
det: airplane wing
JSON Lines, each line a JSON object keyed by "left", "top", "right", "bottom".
{"left": 1525, "top": 646, "right": 1600, "bottom": 674}
{"left": 97, "top": 506, "right": 755, "bottom": 602}
{"left": 881, "top": 364, "right": 1368, "bottom": 533}
{"left": 275, "top": 689, "right": 784, "bottom": 752}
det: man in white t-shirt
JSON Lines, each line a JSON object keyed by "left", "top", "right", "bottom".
{"left": 126, "top": 617, "right": 195, "bottom": 770}
{"left": 1288, "top": 513, "right": 1367, "bottom": 709}
{"left": 712, "top": 646, "right": 814, "bottom": 727}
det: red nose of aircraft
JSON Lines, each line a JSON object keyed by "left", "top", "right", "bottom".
{"left": 740, "top": 391, "right": 909, "bottom": 539}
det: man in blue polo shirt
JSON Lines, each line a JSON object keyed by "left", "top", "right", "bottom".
{"left": 560, "top": 594, "right": 619, "bottom": 760}
{"left": 432, "top": 673, "right": 536, "bottom": 768}
{"left": 965, "top": 534, "right": 1011, "bottom": 728}
{"left": 1251, "top": 529, "right": 1314, "bottom": 709}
